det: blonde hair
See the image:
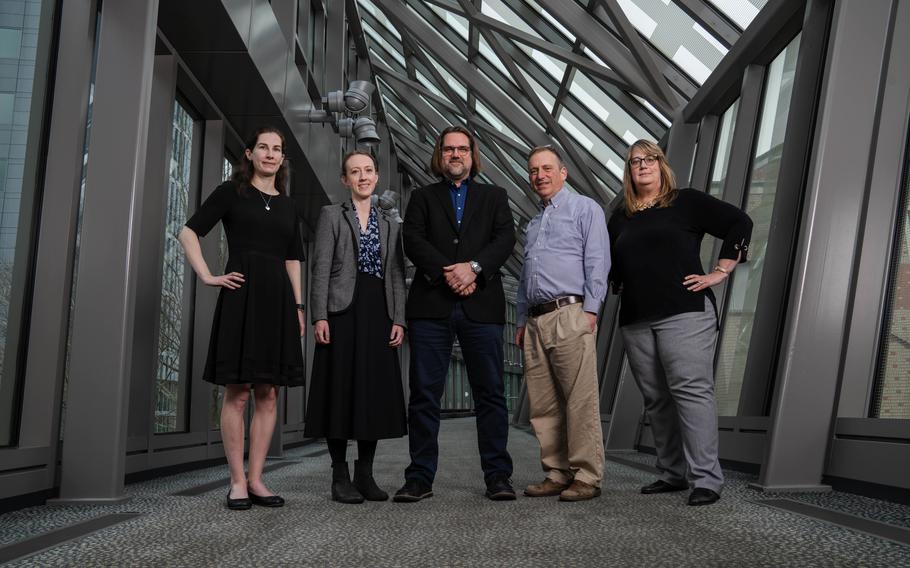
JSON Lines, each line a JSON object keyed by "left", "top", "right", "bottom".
{"left": 622, "top": 139, "right": 677, "bottom": 217}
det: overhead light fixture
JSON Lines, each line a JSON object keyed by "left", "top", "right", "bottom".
{"left": 322, "top": 80, "right": 375, "bottom": 114}
{"left": 373, "top": 189, "right": 403, "bottom": 223}
{"left": 298, "top": 80, "right": 381, "bottom": 147}
{"left": 352, "top": 117, "right": 380, "bottom": 147}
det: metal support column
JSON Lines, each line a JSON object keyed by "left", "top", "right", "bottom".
{"left": 56, "top": 0, "right": 160, "bottom": 503}
{"left": 751, "top": 0, "right": 894, "bottom": 492}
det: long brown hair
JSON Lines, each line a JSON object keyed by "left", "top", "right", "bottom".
{"left": 430, "top": 126, "right": 483, "bottom": 179}
{"left": 232, "top": 125, "right": 289, "bottom": 194}
{"left": 622, "top": 139, "right": 677, "bottom": 217}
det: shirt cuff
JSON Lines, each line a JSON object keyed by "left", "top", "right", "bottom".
{"left": 582, "top": 297, "right": 601, "bottom": 316}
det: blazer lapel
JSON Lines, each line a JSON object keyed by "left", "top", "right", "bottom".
{"left": 432, "top": 183, "right": 458, "bottom": 232}
{"left": 341, "top": 201, "right": 360, "bottom": 255}
{"left": 458, "top": 179, "right": 482, "bottom": 231}
{"left": 379, "top": 210, "right": 391, "bottom": 271}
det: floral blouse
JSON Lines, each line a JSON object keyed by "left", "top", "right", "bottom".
{"left": 354, "top": 203, "right": 383, "bottom": 278}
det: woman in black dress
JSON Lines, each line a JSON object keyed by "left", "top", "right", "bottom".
{"left": 608, "top": 139, "right": 752, "bottom": 506}
{"left": 305, "top": 150, "right": 407, "bottom": 504}
{"left": 178, "top": 126, "right": 305, "bottom": 510}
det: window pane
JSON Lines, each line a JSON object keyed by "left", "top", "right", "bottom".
{"left": 210, "top": 157, "right": 232, "bottom": 429}
{"left": 714, "top": 33, "right": 800, "bottom": 416}
{"left": 700, "top": 99, "right": 739, "bottom": 269}
{"left": 0, "top": 1, "right": 55, "bottom": 446}
{"left": 873, "top": 140, "right": 910, "bottom": 418}
{"left": 154, "top": 101, "right": 194, "bottom": 433}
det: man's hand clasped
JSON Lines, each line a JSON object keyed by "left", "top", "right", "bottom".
{"left": 444, "top": 262, "right": 477, "bottom": 297}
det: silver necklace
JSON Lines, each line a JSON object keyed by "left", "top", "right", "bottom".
{"left": 258, "top": 191, "right": 275, "bottom": 211}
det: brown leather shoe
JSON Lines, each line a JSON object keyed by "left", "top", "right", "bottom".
{"left": 524, "top": 478, "right": 570, "bottom": 497}
{"left": 559, "top": 480, "right": 602, "bottom": 502}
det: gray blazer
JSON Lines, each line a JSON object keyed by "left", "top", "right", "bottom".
{"left": 310, "top": 201, "right": 406, "bottom": 327}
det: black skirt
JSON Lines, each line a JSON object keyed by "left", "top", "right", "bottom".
{"left": 202, "top": 250, "right": 305, "bottom": 386}
{"left": 305, "top": 273, "right": 407, "bottom": 440}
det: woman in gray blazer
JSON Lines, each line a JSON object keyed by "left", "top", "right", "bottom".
{"left": 304, "top": 150, "right": 407, "bottom": 504}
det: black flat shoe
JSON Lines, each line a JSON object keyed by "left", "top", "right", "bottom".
{"left": 248, "top": 489, "right": 285, "bottom": 508}
{"left": 641, "top": 480, "right": 689, "bottom": 494}
{"left": 687, "top": 487, "right": 721, "bottom": 506}
{"left": 226, "top": 489, "right": 252, "bottom": 511}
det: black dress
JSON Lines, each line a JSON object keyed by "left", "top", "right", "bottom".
{"left": 304, "top": 205, "right": 407, "bottom": 440}
{"left": 185, "top": 181, "right": 305, "bottom": 386}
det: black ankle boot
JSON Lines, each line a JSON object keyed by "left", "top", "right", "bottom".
{"left": 331, "top": 462, "right": 364, "bottom": 504}
{"left": 353, "top": 459, "right": 388, "bottom": 501}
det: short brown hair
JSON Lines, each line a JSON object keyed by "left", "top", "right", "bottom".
{"left": 430, "top": 126, "right": 483, "bottom": 179}
{"left": 341, "top": 150, "right": 378, "bottom": 176}
{"left": 622, "top": 139, "right": 677, "bottom": 217}
{"left": 527, "top": 145, "right": 565, "bottom": 169}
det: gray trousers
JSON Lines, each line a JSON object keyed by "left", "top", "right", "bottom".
{"left": 620, "top": 300, "right": 723, "bottom": 492}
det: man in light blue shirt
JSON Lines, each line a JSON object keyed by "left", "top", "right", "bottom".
{"left": 516, "top": 146, "right": 609, "bottom": 502}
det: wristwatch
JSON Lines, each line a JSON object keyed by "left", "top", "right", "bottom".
{"left": 469, "top": 260, "right": 482, "bottom": 274}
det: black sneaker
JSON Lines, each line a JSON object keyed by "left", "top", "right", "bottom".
{"left": 485, "top": 476, "right": 516, "bottom": 501}
{"left": 393, "top": 479, "right": 434, "bottom": 502}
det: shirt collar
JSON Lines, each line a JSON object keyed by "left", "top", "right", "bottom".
{"left": 539, "top": 186, "right": 568, "bottom": 209}
{"left": 447, "top": 177, "right": 471, "bottom": 193}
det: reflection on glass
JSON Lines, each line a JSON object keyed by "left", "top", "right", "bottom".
{"left": 0, "top": 1, "right": 53, "bottom": 446}
{"left": 873, "top": 152, "right": 910, "bottom": 418}
{"left": 700, "top": 99, "right": 739, "bottom": 269}
{"left": 154, "top": 101, "right": 194, "bottom": 433}
{"left": 715, "top": 34, "right": 800, "bottom": 416}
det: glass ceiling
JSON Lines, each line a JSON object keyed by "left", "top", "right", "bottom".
{"left": 356, "top": 0, "right": 766, "bottom": 222}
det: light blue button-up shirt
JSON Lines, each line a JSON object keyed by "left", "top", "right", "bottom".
{"left": 516, "top": 187, "right": 610, "bottom": 327}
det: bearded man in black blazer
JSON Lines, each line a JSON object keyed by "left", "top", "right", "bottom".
{"left": 393, "top": 126, "right": 517, "bottom": 502}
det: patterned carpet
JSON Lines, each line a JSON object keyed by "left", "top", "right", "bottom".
{"left": 1, "top": 418, "right": 909, "bottom": 567}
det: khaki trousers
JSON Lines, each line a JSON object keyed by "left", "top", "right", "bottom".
{"left": 523, "top": 303, "right": 604, "bottom": 486}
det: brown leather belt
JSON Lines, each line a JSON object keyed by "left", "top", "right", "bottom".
{"left": 528, "top": 295, "right": 584, "bottom": 318}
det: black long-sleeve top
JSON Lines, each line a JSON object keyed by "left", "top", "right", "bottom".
{"left": 607, "top": 188, "right": 753, "bottom": 327}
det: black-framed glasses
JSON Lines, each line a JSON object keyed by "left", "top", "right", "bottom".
{"left": 628, "top": 155, "right": 658, "bottom": 168}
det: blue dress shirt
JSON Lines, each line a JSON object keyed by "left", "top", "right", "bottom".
{"left": 449, "top": 178, "right": 469, "bottom": 227}
{"left": 516, "top": 187, "right": 610, "bottom": 327}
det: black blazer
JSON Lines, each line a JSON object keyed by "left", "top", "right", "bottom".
{"left": 403, "top": 180, "right": 516, "bottom": 323}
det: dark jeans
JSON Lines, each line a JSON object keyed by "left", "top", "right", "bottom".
{"left": 405, "top": 304, "right": 513, "bottom": 485}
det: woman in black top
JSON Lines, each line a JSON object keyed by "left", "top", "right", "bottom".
{"left": 178, "top": 126, "right": 305, "bottom": 510}
{"left": 608, "top": 139, "right": 752, "bottom": 506}
{"left": 304, "top": 151, "right": 407, "bottom": 504}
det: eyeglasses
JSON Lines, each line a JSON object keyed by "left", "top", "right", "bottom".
{"left": 442, "top": 145, "right": 471, "bottom": 156}
{"left": 628, "top": 155, "right": 658, "bottom": 168}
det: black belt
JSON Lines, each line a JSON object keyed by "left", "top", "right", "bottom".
{"left": 528, "top": 295, "right": 584, "bottom": 318}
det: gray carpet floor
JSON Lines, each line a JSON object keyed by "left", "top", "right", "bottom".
{"left": 1, "top": 418, "right": 909, "bottom": 567}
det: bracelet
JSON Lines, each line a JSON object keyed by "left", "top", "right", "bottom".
{"left": 713, "top": 266, "right": 730, "bottom": 275}
{"left": 296, "top": 303, "right": 306, "bottom": 311}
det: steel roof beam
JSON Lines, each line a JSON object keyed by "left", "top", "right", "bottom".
{"left": 454, "top": 0, "right": 611, "bottom": 202}
{"left": 533, "top": 0, "right": 677, "bottom": 116}
{"left": 591, "top": 0, "right": 683, "bottom": 111}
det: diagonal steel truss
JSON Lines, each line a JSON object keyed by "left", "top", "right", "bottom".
{"left": 351, "top": 0, "right": 744, "bottom": 225}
